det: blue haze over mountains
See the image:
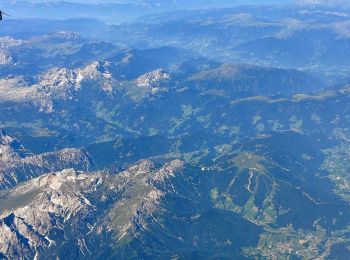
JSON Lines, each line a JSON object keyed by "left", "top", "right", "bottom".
{"left": 1, "top": 0, "right": 350, "bottom": 259}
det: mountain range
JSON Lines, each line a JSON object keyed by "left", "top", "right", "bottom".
{"left": 1, "top": 1, "right": 350, "bottom": 259}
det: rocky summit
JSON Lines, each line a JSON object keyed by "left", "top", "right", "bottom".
{"left": 0, "top": 160, "right": 186, "bottom": 259}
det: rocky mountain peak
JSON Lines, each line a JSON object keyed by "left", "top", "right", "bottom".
{"left": 0, "top": 49, "right": 14, "bottom": 65}
{"left": 135, "top": 68, "right": 171, "bottom": 95}
{"left": 136, "top": 69, "right": 171, "bottom": 87}
{"left": 0, "top": 36, "right": 24, "bottom": 48}
{"left": 145, "top": 159, "right": 184, "bottom": 185}
{"left": 37, "top": 68, "right": 78, "bottom": 98}
{"left": 0, "top": 131, "right": 92, "bottom": 190}
{"left": 0, "top": 130, "right": 27, "bottom": 161}
{"left": 0, "top": 159, "right": 186, "bottom": 259}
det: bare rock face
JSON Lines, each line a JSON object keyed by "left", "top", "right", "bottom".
{"left": 0, "top": 49, "right": 14, "bottom": 65}
{"left": 0, "top": 169, "right": 100, "bottom": 259}
{"left": 0, "top": 130, "right": 28, "bottom": 160}
{"left": 0, "top": 61, "right": 114, "bottom": 112}
{"left": 37, "top": 68, "right": 79, "bottom": 100}
{"left": 0, "top": 37, "right": 25, "bottom": 48}
{"left": 0, "top": 37, "right": 23, "bottom": 65}
{"left": 136, "top": 69, "right": 170, "bottom": 87}
{"left": 0, "top": 160, "right": 184, "bottom": 259}
{"left": 135, "top": 68, "right": 171, "bottom": 95}
{"left": 0, "top": 130, "right": 92, "bottom": 189}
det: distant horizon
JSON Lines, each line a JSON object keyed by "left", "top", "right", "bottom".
{"left": 3, "top": 0, "right": 350, "bottom": 6}
{"left": 3, "top": 0, "right": 295, "bottom": 5}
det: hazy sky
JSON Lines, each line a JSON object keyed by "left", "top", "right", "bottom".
{"left": 19, "top": 0, "right": 128, "bottom": 2}
{"left": 4, "top": 0, "right": 308, "bottom": 6}
{"left": 23, "top": 0, "right": 350, "bottom": 3}
{"left": 2, "top": 0, "right": 296, "bottom": 6}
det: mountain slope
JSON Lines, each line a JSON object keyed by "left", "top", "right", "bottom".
{"left": 0, "top": 130, "right": 92, "bottom": 189}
